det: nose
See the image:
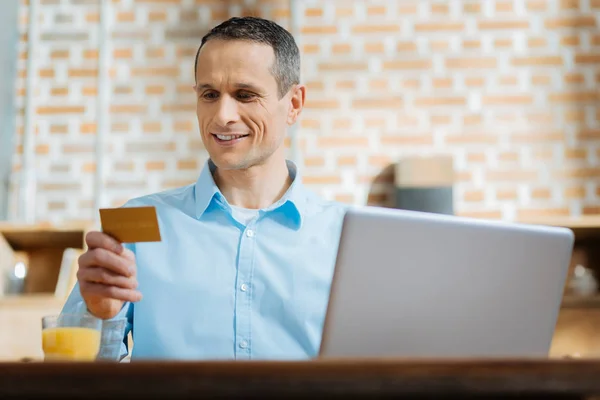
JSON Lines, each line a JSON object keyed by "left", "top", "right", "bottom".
{"left": 214, "top": 95, "right": 240, "bottom": 126}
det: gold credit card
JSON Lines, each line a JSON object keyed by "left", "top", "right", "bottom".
{"left": 99, "top": 206, "right": 162, "bottom": 243}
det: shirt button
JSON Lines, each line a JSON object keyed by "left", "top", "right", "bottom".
{"left": 239, "top": 340, "right": 248, "bottom": 349}
{"left": 246, "top": 229, "right": 255, "bottom": 237}
{"left": 240, "top": 283, "right": 248, "bottom": 292}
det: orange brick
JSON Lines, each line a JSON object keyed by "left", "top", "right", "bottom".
{"left": 271, "top": 8, "right": 289, "bottom": 18}
{"left": 583, "top": 206, "right": 600, "bottom": 215}
{"left": 63, "top": 144, "right": 93, "bottom": 154}
{"left": 352, "top": 25, "right": 400, "bottom": 34}
{"left": 336, "top": 80, "right": 355, "bottom": 89}
{"left": 82, "top": 86, "right": 97, "bottom": 96}
{"left": 565, "top": 109, "right": 585, "bottom": 122}
{"left": 430, "top": 115, "right": 452, "bottom": 125}
{"left": 332, "top": 43, "right": 351, "bottom": 54}
{"left": 302, "top": 175, "right": 341, "bottom": 185}
{"left": 113, "top": 86, "right": 132, "bottom": 95}
{"left": 496, "top": 1, "right": 513, "bottom": 11}
{"left": 528, "top": 37, "right": 547, "bottom": 48}
{"left": 564, "top": 73, "right": 585, "bottom": 84}
{"left": 445, "top": 134, "right": 498, "bottom": 144}
{"left": 560, "top": 0, "right": 580, "bottom": 8}
{"left": 304, "top": 156, "right": 325, "bottom": 167}
{"left": 511, "top": 131, "right": 564, "bottom": 143}
{"left": 478, "top": 20, "right": 529, "bottom": 30}
{"left": 458, "top": 210, "right": 502, "bottom": 219}
{"left": 431, "top": 3, "right": 449, "bottom": 14}
{"left": 40, "top": 68, "right": 55, "bottom": 78}
{"left": 300, "top": 119, "right": 320, "bottom": 129}
{"left": 35, "top": 144, "right": 49, "bottom": 154}
{"left": 352, "top": 97, "right": 403, "bottom": 109}
{"left": 465, "top": 77, "right": 485, "bottom": 87}
{"left": 50, "top": 49, "right": 69, "bottom": 59}
{"left": 47, "top": 201, "right": 66, "bottom": 211}
{"left": 499, "top": 76, "right": 518, "bottom": 85}
{"left": 113, "top": 48, "right": 133, "bottom": 59}
{"left": 86, "top": 12, "right": 99, "bottom": 22}
{"left": 432, "top": 78, "right": 452, "bottom": 88}
{"left": 37, "top": 106, "right": 84, "bottom": 114}
{"left": 575, "top": 54, "right": 600, "bottom": 64}
{"left": 82, "top": 162, "right": 96, "bottom": 173}
{"left": 486, "top": 170, "right": 539, "bottom": 182}
{"left": 80, "top": 123, "right": 96, "bottom": 134}
{"left": 306, "top": 81, "right": 324, "bottom": 90}
{"left": 397, "top": 41, "right": 417, "bottom": 52}
{"left": 365, "top": 118, "right": 386, "bottom": 128}
{"left": 464, "top": 3, "right": 481, "bottom": 13}
{"left": 367, "top": 6, "right": 386, "bottom": 15}
{"left": 317, "top": 137, "right": 368, "bottom": 147}
{"left": 494, "top": 38, "right": 513, "bottom": 48}
{"left": 549, "top": 91, "right": 597, "bottom": 103}
{"left": 380, "top": 135, "right": 434, "bottom": 146}
{"left": 498, "top": 152, "right": 519, "bottom": 162}
{"left": 512, "top": 56, "right": 563, "bottom": 66}
{"left": 533, "top": 149, "right": 554, "bottom": 160}
{"left": 146, "top": 48, "right": 165, "bottom": 58}
{"left": 111, "top": 122, "right": 129, "bottom": 133}
{"left": 446, "top": 57, "right": 496, "bottom": 68}
{"left": 305, "top": 8, "right": 322, "bottom": 17}
{"left": 337, "top": 156, "right": 357, "bottom": 166}
{"left": 177, "top": 160, "right": 198, "bottom": 170}
{"left": 132, "top": 67, "right": 179, "bottom": 77}
{"left": 369, "top": 79, "right": 388, "bottom": 90}
{"left": 335, "top": 194, "right": 354, "bottom": 203}
{"left": 39, "top": 183, "right": 80, "bottom": 191}
{"left": 577, "top": 130, "right": 600, "bottom": 140}
{"left": 114, "top": 161, "right": 135, "bottom": 172}
{"left": 319, "top": 62, "right": 367, "bottom": 71}
{"left": 383, "top": 59, "right": 432, "bottom": 70}
{"left": 464, "top": 190, "right": 484, "bottom": 202}
{"left": 110, "top": 104, "right": 147, "bottom": 114}
{"left": 397, "top": 114, "right": 419, "bottom": 125}
{"left": 50, "top": 87, "right": 68, "bottom": 96}
{"left": 303, "top": 44, "right": 319, "bottom": 54}
{"left": 143, "top": 122, "right": 162, "bottom": 133}
{"left": 467, "top": 152, "right": 486, "bottom": 162}
{"left": 402, "top": 79, "right": 421, "bottom": 89}
{"left": 83, "top": 49, "right": 98, "bottom": 59}
{"left": 365, "top": 42, "right": 384, "bottom": 53}
{"left": 415, "top": 96, "right": 466, "bottom": 107}
{"left": 518, "top": 208, "right": 570, "bottom": 219}
{"left": 50, "top": 124, "right": 68, "bottom": 134}
{"left": 482, "top": 95, "right": 533, "bottom": 105}
{"left": 368, "top": 155, "right": 392, "bottom": 167}
{"left": 117, "top": 12, "right": 135, "bottom": 22}
{"left": 463, "top": 39, "right": 481, "bottom": 49}
{"left": 565, "top": 186, "right": 586, "bottom": 199}
{"left": 148, "top": 11, "right": 167, "bottom": 21}
{"left": 145, "top": 85, "right": 165, "bottom": 95}
{"left": 304, "top": 99, "right": 339, "bottom": 109}
{"left": 497, "top": 189, "right": 518, "bottom": 200}
{"left": 560, "top": 36, "right": 580, "bottom": 48}
{"left": 399, "top": 4, "right": 418, "bottom": 14}
{"left": 557, "top": 168, "right": 600, "bottom": 179}
{"left": 531, "top": 75, "right": 551, "bottom": 85}
{"left": 336, "top": 7, "right": 354, "bottom": 17}
{"left": 174, "top": 120, "right": 193, "bottom": 132}
{"left": 464, "top": 115, "right": 482, "bottom": 125}
{"left": 301, "top": 26, "right": 336, "bottom": 34}
{"left": 189, "top": 140, "right": 206, "bottom": 150}
{"left": 430, "top": 40, "right": 450, "bottom": 50}
{"left": 333, "top": 118, "right": 352, "bottom": 129}
{"left": 527, "top": 0, "right": 548, "bottom": 10}
{"left": 146, "top": 161, "right": 166, "bottom": 171}
{"left": 547, "top": 16, "right": 596, "bottom": 29}
{"left": 415, "top": 22, "right": 464, "bottom": 32}
{"left": 161, "top": 103, "right": 195, "bottom": 113}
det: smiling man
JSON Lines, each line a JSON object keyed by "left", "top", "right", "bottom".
{"left": 61, "top": 16, "right": 347, "bottom": 360}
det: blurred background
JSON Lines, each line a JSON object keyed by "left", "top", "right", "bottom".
{"left": 1, "top": 0, "right": 600, "bottom": 361}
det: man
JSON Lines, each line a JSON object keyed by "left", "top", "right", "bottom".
{"left": 61, "top": 16, "right": 347, "bottom": 360}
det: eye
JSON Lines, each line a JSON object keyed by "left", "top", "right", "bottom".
{"left": 236, "top": 91, "right": 256, "bottom": 101}
{"left": 201, "top": 91, "right": 219, "bottom": 101}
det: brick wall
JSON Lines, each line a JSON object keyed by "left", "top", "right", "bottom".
{"left": 9, "top": 0, "right": 600, "bottom": 223}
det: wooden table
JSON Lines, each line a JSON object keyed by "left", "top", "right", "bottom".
{"left": 2, "top": 359, "right": 600, "bottom": 399}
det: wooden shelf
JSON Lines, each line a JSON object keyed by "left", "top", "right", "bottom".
{"left": 518, "top": 216, "right": 600, "bottom": 240}
{"left": 561, "top": 295, "right": 600, "bottom": 309}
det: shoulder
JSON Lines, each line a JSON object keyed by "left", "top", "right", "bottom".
{"left": 121, "top": 184, "right": 195, "bottom": 209}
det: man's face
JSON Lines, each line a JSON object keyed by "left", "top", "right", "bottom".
{"left": 194, "top": 39, "right": 298, "bottom": 171}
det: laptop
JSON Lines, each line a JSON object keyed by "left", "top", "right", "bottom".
{"left": 319, "top": 206, "right": 574, "bottom": 359}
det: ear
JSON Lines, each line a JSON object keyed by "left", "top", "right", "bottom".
{"left": 286, "top": 84, "right": 306, "bottom": 126}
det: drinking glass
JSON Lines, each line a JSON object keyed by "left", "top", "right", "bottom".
{"left": 41, "top": 314, "right": 103, "bottom": 361}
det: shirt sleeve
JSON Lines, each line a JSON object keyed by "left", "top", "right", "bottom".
{"left": 60, "top": 242, "right": 135, "bottom": 361}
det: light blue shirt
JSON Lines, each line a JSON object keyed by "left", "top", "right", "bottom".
{"left": 61, "top": 160, "right": 347, "bottom": 360}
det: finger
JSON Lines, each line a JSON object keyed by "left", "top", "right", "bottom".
{"left": 79, "top": 248, "right": 135, "bottom": 277}
{"left": 120, "top": 246, "right": 135, "bottom": 261}
{"left": 78, "top": 267, "right": 138, "bottom": 290}
{"left": 85, "top": 231, "right": 123, "bottom": 254}
{"left": 80, "top": 281, "right": 142, "bottom": 303}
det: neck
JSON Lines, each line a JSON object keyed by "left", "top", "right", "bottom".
{"left": 213, "top": 156, "right": 292, "bottom": 210}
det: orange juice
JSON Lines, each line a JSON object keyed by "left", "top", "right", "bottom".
{"left": 42, "top": 327, "right": 101, "bottom": 361}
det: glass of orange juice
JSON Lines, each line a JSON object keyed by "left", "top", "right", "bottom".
{"left": 41, "top": 314, "right": 103, "bottom": 361}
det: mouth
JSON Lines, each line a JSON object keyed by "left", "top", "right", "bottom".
{"left": 211, "top": 133, "right": 249, "bottom": 145}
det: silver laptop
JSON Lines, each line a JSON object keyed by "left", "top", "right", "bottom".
{"left": 319, "top": 206, "right": 574, "bottom": 359}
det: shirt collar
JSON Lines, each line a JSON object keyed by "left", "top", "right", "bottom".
{"left": 194, "top": 159, "right": 306, "bottom": 229}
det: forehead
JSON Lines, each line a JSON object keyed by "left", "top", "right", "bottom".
{"left": 195, "top": 39, "right": 277, "bottom": 88}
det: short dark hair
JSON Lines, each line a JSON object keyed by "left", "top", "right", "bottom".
{"left": 194, "top": 16, "right": 300, "bottom": 98}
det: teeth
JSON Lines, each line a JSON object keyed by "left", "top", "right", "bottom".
{"left": 216, "top": 134, "right": 244, "bottom": 141}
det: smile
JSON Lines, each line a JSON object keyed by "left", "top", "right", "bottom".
{"left": 214, "top": 134, "right": 248, "bottom": 141}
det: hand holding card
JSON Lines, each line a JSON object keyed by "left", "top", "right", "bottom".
{"left": 99, "top": 206, "right": 162, "bottom": 243}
